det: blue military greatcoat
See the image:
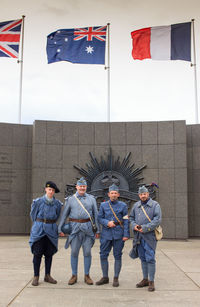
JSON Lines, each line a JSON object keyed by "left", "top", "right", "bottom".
{"left": 58, "top": 192, "right": 100, "bottom": 248}
{"left": 98, "top": 200, "right": 130, "bottom": 240}
{"left": 29, "top": 195, "right": 62, "bottom": 253}
{"left": 129, "top": 198, "right": 161, "bottom": 250}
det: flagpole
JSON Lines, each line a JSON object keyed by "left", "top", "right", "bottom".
{"left": 191, "top": 19, "right": 199, "bottom": 124}
{"left": 105, "top": 23, "right": 110, "bottom": 122}
{"left": 18, "top": 15, "right": 25, "bottom": 124}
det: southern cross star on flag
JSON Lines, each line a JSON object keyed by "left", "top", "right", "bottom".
{"left": 131, "top": 22, "right": 191, "bottom": 62}
{"left": 0, "top": 19, "right": 22, "bottom": 58}
{"left": 46, "top": 26, "right": 107, "bottom": 65}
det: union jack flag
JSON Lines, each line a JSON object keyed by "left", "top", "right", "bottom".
{"left": 74, "top": 26, "right": 107, "bottom": 42}
{"left": 0, "top": 19, "right": 22, "bottom": 58}
{"left": 47, "top": 25, "right": 107, "bottom": 65}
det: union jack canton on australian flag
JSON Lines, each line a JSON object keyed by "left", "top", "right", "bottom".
{"left": 0, "top": 19, "right": 22, "bottom": 58}
{"left": 46, "top": 26, "right": 107, "bottom": 65}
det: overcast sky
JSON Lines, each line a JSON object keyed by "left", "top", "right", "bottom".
{"left": 0, "top": 0, "right": 200, "bottom": 125}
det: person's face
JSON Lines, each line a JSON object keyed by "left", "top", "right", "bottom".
{"left": 108, "top": 190, "right": 120, "bottom": 202}
{"left": 139, "top": 192, "right": 149, "bottom": 202}
{"left": 76, "top": 185, "right": 87, "bottom": 196}
{"left": 45, "top": 187, "right": 55, "bottom": 199}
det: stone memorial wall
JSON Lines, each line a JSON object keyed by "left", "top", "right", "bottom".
{"left": 0, "top": 119, "right": 198, "bottom": 239}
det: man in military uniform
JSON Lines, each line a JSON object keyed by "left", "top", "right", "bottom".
{"left": 129, "top": 186, "right": 162, "bottom": 291}
{"left": 29, "top": 181, "right": 62, "bottom": 286}
{"left": 96, "top": 184, "right": 129, "bottom": 287}
{"left": 58, "top": 177, "right": 100, "bottom": 285}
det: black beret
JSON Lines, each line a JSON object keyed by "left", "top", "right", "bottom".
{"left": 45, "top": 181, "right": 60, "bottom": 193}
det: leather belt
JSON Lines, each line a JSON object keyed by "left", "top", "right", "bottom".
{"left": 69, "top": 218, "right": 90, "bottom": 223}
{"left": 36, "top": 218, "right": 56, "bottom": 224}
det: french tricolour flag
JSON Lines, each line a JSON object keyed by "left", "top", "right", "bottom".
{"left": 131, "top": 22, "right": 191, "bottom": 62}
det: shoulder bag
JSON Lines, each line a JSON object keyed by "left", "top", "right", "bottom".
{"left": 141, "top": 205, "right": 163, "bottom": 241}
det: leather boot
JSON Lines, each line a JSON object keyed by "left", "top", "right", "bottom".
{"left": 84, "top": 274, "right": 93, "bottom": 285}
{"left": 44, "top": 274, "right": 57, "bottom": 284}
{"left": 68, "top": 275, "right": 77, "bottom": 285}
{"left": 136, "top": 278, "right": 149, "bottom": 288}
{"left": 32, "top": 276, "right": 39, "bottom": 286}
{"left": 112, "top": 277, "right": 119, "bottom": 287}
{"left": 148, "top": 281, "right": 155, "bottom": 292}
{"left": 96, "top": 277, "right": 109, "bottom": 285}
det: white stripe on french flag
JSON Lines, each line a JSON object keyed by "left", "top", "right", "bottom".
{"left": 131, "top": 22, "right": 191, "bottom": 62}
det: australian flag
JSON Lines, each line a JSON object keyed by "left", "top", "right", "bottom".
{"left": 47, "top": 26, "right": 107, "bottom": 65}
{"left": 0, "top": 19, "right": 22, "bottom": 58}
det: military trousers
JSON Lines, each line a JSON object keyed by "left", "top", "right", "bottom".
{"left": 100, "top": 238, "right": 124, "bottom": 260}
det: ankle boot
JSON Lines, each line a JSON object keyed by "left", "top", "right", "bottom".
{"left": 112, "top": 277, "right": 119, "bottom": 287}
{"left": 96, "top": 277, "right": 109, "bottom": 285}
{"left": 148, "top": 281, "right": 155, "bottom": 292}
{"left": 68, "top": 275, "right": 77, "bottom": 285}
{"left": 84, "top": 274, "right": 93, "bottom": 285}
{"left": 32, "top": 276, "right": 39, "bottom": 286}
{"left": 136, "top": 278, "right": 149, "bottom": 288}
{"left": 44, "top": 274, "right": 57, "bottom": 284}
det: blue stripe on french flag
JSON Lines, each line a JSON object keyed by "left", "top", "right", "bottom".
{"left": 131, "top": 22, "right": 191, "bottom": 62}
{"left": 171, "top": 22, "right": 191, "bottom": 61}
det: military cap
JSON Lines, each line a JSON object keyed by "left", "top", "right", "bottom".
{"left": 138, "top": 185, "right": 148, "bottom": 194}
{"left": 45, "top": 181, "right": 60, "bottom": 193}
{"left": 109, "top": 184, "right": 119, "bottom": 192}
{"left": 76, "top": 177, "right": 87, "bottom": 186}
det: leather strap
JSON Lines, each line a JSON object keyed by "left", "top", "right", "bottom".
{"left": 69, "top": 218, "right": 90, "bottom": 223}
{"left": 36, "top": 218, "right": 56, "bottom": 224}
{"left": 74, "top": 194, "right": 95, "bottom": 229}
{"left": 141, "top": 205, "right": 152, "bottom": 222}
{"left": 108, "top": 201, "right": 123, "bottom": 228}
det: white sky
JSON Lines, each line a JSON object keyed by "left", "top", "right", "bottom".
{"left": 0, "top": 0, "right": 200, "bottom": 125}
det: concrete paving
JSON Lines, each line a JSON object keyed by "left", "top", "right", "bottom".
{"left": 1, "top": 236, "right": 200, "bottom": 307}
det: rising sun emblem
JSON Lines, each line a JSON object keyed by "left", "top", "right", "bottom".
{"left": 65, "top": 148, "right": 156, "bottom": 208}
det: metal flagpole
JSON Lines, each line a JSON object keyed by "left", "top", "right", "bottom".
{"left": 191, "top": 19, "right": 199, "bottom": 124}
{"left": 105, "top": 23, "right": 110, "bottom": 122}
{"left": 18, "top": 15, "right": 25, "bottom": 124}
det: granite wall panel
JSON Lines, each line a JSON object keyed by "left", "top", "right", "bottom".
{"left": 46, "top": 145, "right": 63, "bottom": 169}
{"left": 176, "top": 217, "right": 188, "bottom": 239}
{"left": 161, "top": 218, "right": 176, "bottom": 238}
{"left": 110, "top": 122, "right": 126, "bottom": 145}
{"left": 126, "top": 145, "right": 142, "bottom": 165}
{"left": 0, "top": 123, "right": 32, "bottom": 234}
{"left": 174, "top": 144, "right": 187, "bottom": 168}
{"left": 142, "top": 122, "right": 158, "bottom": 144}
{"left": 126, "top": 122, "right": 142, "bottom": 145}
{"left": 94, "top": 123, "right": 110, "bottom": 145}
{"left": 79, "top": 123, "right": 95, "bottom": 145}
{"left": 187, "top": 124, "right": 200, "bottom": 237}
{"left": 142, "top": 145, "right": 158, "bottom": 168}
{"left": 33, "top": 121, "right": 46, "bottom": 144}
{"left": 158, "top": 121, "right": 174, "bottom": 144}
{"left": 158, "top": 145, "right": 174, "bottom": 169}
{"left": 46, "top": 121, "right": 62, "bottom": 145}
{"left": 62, "top": 122, "right": 79, "bottom": 144}
{"left": 174, "top": 121, "right": 186, "bottom": 144}
{"left": 157, "top": 192, "right": 175, "bottom": 218}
